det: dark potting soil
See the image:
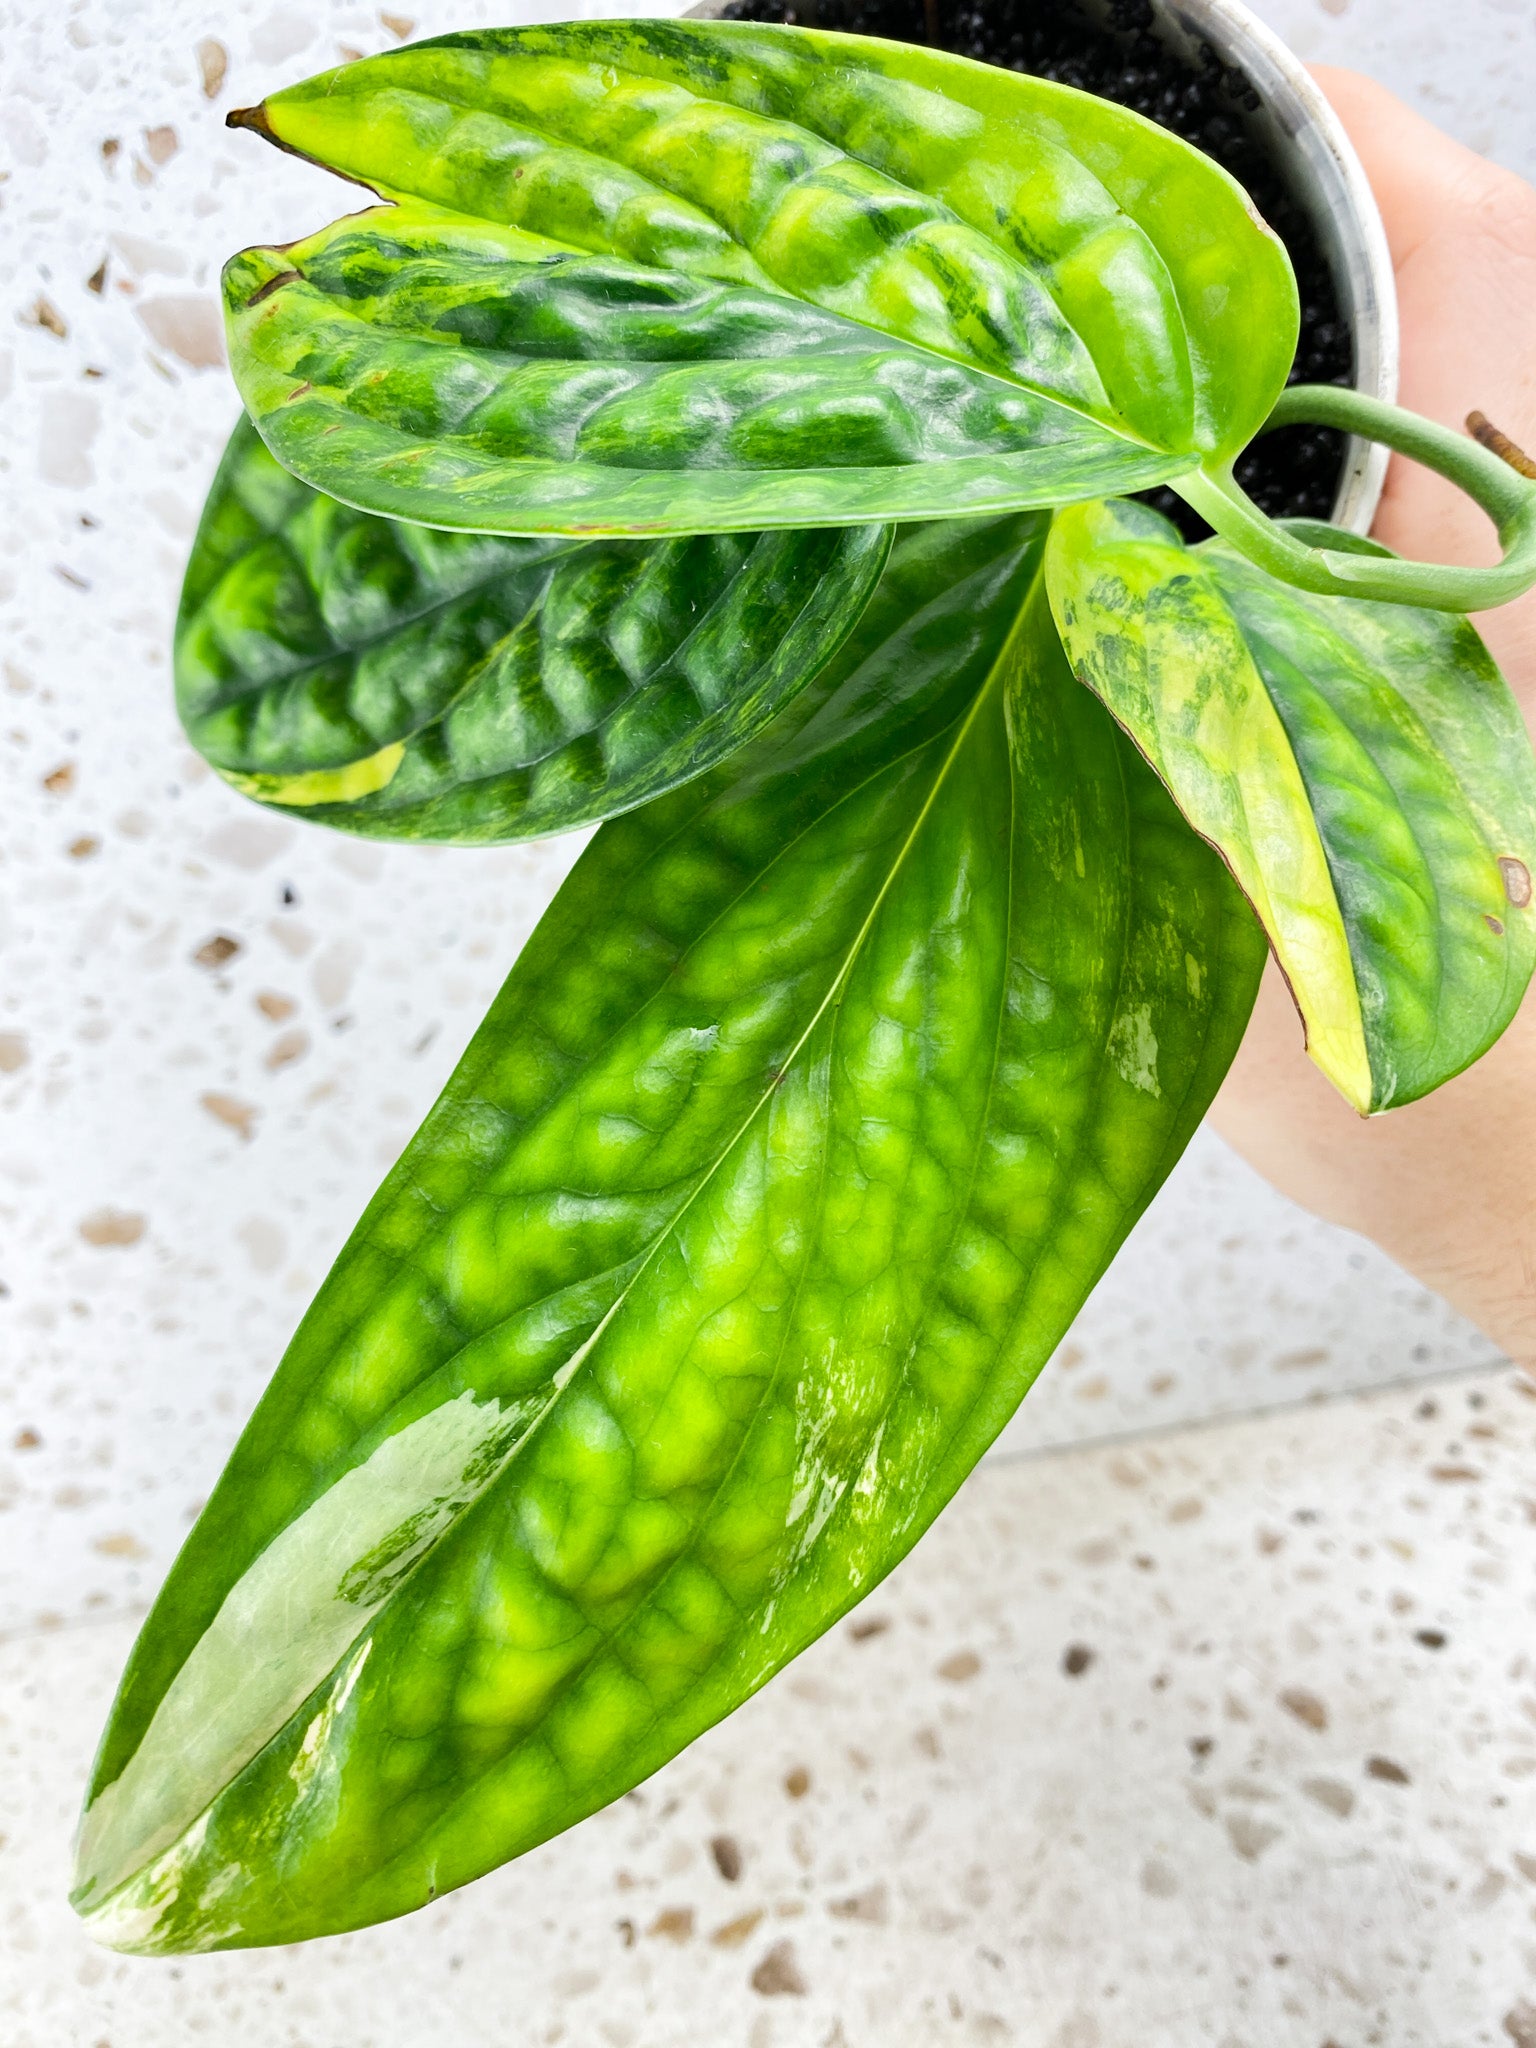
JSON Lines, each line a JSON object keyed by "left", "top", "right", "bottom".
{"left": 721, "top": 0, "right": 1353, "bottom": 536}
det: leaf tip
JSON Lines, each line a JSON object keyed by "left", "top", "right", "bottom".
{"left": 225, "top": 102, "right": 272, "bottom": 140}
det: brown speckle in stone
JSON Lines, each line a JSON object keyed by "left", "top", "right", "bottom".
{"left": 144, "top": 124, "right": 178, "bottom": 165}
{"left": 1188, "top": 1736, "right": 1214, "bottom": 1763}
{"left": 24, "top": 295, "right": 68, "bottom": 339}
{"left": 79, "top": 1208, "right": 146, "bottom": 1248}
{"left": 848, "top": 1613, "right": 890, "bottom": 1641}
{"left": 137, "top": 296, "right": 224, "bottom": 369}
{"left": 1256, "top": 1527, "right": 1284, "bottom": 1555}
{"left": 1302, "top": 1777, "right": 1355, "bottom": 1818}
{"left": 200, "top": 1092, "right": 257, "bottom": 1141}
{"left": 93, "top": 1530, "right": 148, "bottom": 1559}
{"left": 0, "top": 1033, "right": 28, "bottom": 1074}
{"left": 783, "top": 1765, "right": 810, "bottom": 1799}
{"left": 196, "top": 36, "right": 228, "bottom": 96}
{"left": 86, "top": 260, "right": 107, "bottom": 295}
{"left": 256, "top": 991, "right": 297, "bottom": 1022}
{"left": 1499, "top": 857, "right": 1533, "bottom": 908}
{"left": 1063, "top": 1644, "right": 1095, "bottom": 1678}
{"left": 1513, "top": 1852, "right": 1536, "bottom": 1884}
{"left": 42, "top": 762, "right": 76, "bottom": 794}
{"left": 101, "top": 137, "right": 120, "bottom": 163}
{"left": 1486, "top": 915, "right": 1506, "bottom": 936}
{"left": 1279, "top": 1687, "right": 1328, "bottom": 1732}
{"left": 1366, "top": 1756, "right": 1411, "bottom": 1785}
{"left": 1224, "top": 1812, "right": 1281, "bottom": 1862}
{"left": 828, "top": 1884, "right": 887, "bottom": 1924}
{"left": 193, "top": 933, "right": 242, "bottom": 969}
{"left": 14, "top": 1428, "right": 42, "bottom": 1450}
{"left": 913, "top": 1726, "right": 940, "bottom": 1759}
{"left": 1167, "top": 1496, "right": 1203, "bottom": 1523}
{"left": 69, "top": 835, "right": 100, "bottom": 859}
{"left": 615, "top": 1918, "right": 636, "bottom": 1948}
{"left": 1274, "top": 1346, "right": 1328, "bottom": 1370}
{"left": 938, "top": 1649, "right": 981, "bottom": 1682}
{"left": 709, "top": 1835, "right": 742, "bottom": 1883}
{"left": 647, "top": 1907, "right": 694, "bottom": 1943}
{"left": 750, "top": 1939, "right": 806, "bottom": 1997}
{"left": 1415, "top": 1629, "right": 1448, "bottom": 1651}
{"left": 1140, "top": 1859, "right": 1178, "bottom": 1898}
{"left": 1429, "top": 1463, "right": 1481, "bottom": 1482}
{"left": 1503, "top": 2000, "right": 1536, "bottom": 2048}
{"left": 710, "top": 1909, "right": 763, "bottom": 1948}
{"left": 380, "top": 11, "right": 416, "bottom": 35}
{"left": 265, "top": 1029, "right": 309, "bottom": 1072}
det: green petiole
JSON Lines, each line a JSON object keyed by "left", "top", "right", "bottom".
{"left": 1177, "top": 385, "right": 1536, "bottom": 612}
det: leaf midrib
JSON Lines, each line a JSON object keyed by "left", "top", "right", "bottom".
{"left": 330, "top": 593, "right": 1021, "bottom": 1906}
{"left": 261, "top": 86, "right": 1164, "bottom": 455}
{"left": 97, "top": 584, "right": 1017, "bottom": 1916}
{"left": 197, "top": 513, "right": 868, "bottom": 784}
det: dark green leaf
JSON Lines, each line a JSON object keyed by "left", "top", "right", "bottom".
{"left": 1045, "top": 498, "right": 1536, "bottom": 1111}
{"left": 75, "top": 513, "right": 1263, "bottom": 1951}
{"left": 176, "top": 413, "right": 889, "bottom": 840}
{"left": 222, "top": 20, "right": 1298, "bottom": 534}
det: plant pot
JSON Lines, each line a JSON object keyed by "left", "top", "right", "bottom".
{"left": 686, "top": 0, "right": 1399, "bottom": 537}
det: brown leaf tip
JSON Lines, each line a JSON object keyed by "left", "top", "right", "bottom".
{"left": 226, "top": 103, "right": 274, "bottom": 139}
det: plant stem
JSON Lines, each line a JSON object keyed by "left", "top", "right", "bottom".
{"left": 1174, "top": 385, "right": 1536, "bottom": 613}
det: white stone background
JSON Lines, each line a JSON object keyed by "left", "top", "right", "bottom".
{"left": 1, "top": 2, "right": 1533, "bottom": 2043}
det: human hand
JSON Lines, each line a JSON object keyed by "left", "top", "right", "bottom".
{"left": 1209, "top": 67, "right": 1536, "bottom": 1371}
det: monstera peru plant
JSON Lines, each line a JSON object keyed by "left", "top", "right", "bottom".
{"left": 74, "top": 20, "right": 1536, "bottom": 1954}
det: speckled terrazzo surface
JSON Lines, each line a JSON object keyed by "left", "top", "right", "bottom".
{"left": 1, "top": 0, "right": 1534, "bottom": 2040}
{"left": 8, "top": 1369, "right": 1536, "bottom": 2047}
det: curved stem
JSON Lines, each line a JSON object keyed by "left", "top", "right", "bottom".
{"left": 1173, "top": 385, "right": 1536, "bottom": 612}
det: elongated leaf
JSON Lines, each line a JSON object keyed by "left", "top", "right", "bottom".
{"left": 176, "top": 413, "right": 889, "bottom": 840}
{"left": 1046, "top": 499, "right": 1536, "bottom": 1111}
{"left": 221, "top": 20, "right": 1298, "bottom": 535}
{"left": 75, "top": 513, "right": 1264, "bottom": 1951}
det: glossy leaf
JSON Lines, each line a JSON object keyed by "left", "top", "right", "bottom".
{"left": 176, "top": 413, "right": 890, "bottom": 841}
{"left": 221, "top": 19, "right": 1298, "bottom": 535}
{"left": 1046, "top": 499, "right": 1536, "bottom": 1112}
{"left": 75, "top": 513, "right": 1264, "bottom": 1952}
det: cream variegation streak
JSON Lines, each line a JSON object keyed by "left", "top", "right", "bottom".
{"left": 74, "top": 1392, "right": 525, "bottom": 1930}
{"left": 1046, "top": 498, "right": 1372, "bottom": 1113}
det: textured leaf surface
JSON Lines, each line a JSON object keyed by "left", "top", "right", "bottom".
{"left": 1046, "top": 500, "right": 1536, "bottom": 1111}
{"left": 176, "top": 413, "right": 889, "bottom": 840}
{"left": 75, "top": 514, "right": 1263, "bottom": 1951}
{"left": 222, "top": 19, "right": 1298, "bottom": 534}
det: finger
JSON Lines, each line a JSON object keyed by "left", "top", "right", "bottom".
{"left": 1311, "top": 68, "right": 1536, "bottom": 696}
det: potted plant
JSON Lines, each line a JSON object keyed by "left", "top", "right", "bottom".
{"left": 70, "top": 18, "right": 1536, "bottom": 1955}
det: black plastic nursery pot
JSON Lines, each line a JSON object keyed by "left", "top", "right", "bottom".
{"left": 702, "top": 0, "right": 1399, "bottom": 538}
